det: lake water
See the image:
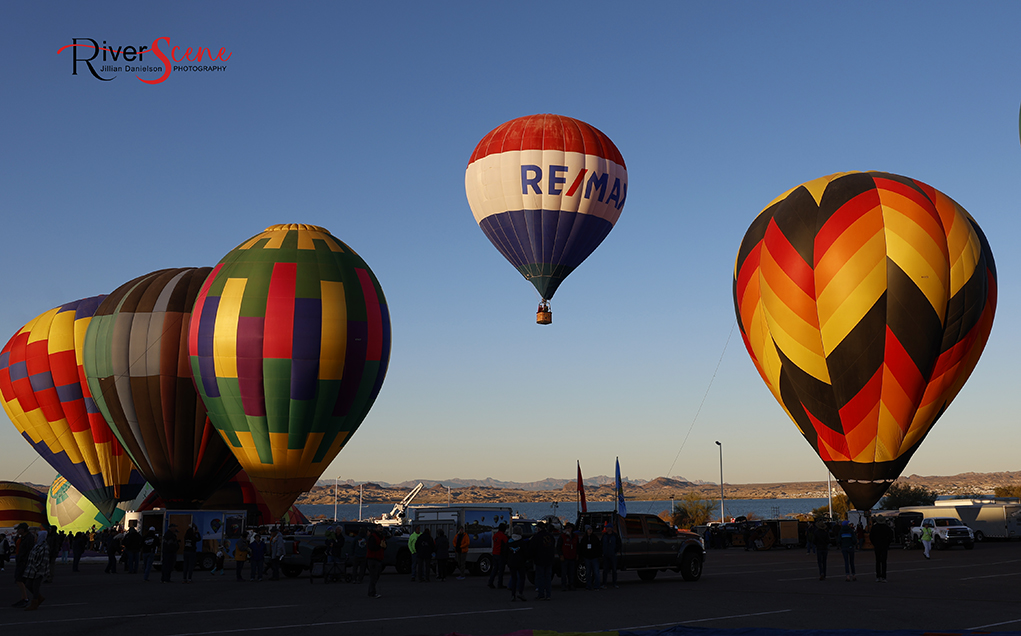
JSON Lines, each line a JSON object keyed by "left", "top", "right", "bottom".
{"left": 297, "top": 497, "right": 831, "bottom": 523}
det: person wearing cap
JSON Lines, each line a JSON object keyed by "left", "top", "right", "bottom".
{"left": 141, "top": 527, "right": 158, "bottom": 581}
{"left": 11, "top": 522, "right": 34, "bottom": 608}
{"left": 505, "top": 532, "right": 528, "bottom": 601}
{"left": 557, "top": 523, "right": 578, "bottom": 591}
{"left": 529, "top": 522, "right": 556, "bottom": 600}
{"left": 579, "top": 524, "right": 602, "bottom": 590}
{"left": 22, "top": 528, "right": 50, "bottom": 611}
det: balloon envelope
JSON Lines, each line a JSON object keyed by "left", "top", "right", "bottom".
{"left": 47, "top": 475, "right": 122, "bottom": 533}
{"left": 189, "top": 224, "right": 391, "bottom": 519}
{"left": 733, "top": 172, "right": 997, "bottom": 510}
{"left": 465, "top": 113, "right": 627, "bottom": 302}
{"left": 0, "top": 481, "right": 46, "bottom": 529}
{"left": 83, "top": 269, "right": 242, "bottom": 508}
{"left": 0, "top": 297, "right": 144, "bottom": 517}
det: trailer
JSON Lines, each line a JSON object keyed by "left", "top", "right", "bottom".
{"left": 900, "top": 499, "right": 1021, "bottom": 541}
{"left": 124, "top": 509, "right": 248, "bottom": 570}
{"left": 410, "top": 505, "right": 513, "bottom": 575}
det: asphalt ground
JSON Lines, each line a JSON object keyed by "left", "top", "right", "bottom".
{"left": 3, "top": 540, "right": 1021, "bottom": 636}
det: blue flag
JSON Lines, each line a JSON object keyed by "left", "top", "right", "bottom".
{"left": 615, "top": 457, "right": 627, "bottom": 517}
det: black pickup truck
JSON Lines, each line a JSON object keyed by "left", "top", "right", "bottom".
{"left": 576, "top": 511, "right": 705, "bottom": 582}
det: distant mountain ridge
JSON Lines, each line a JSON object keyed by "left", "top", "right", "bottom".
{"left": 315, "top": 475, "right": 700, "bottom": 491}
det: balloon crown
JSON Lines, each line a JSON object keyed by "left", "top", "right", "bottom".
{"left": 264, "top": 223, "right": 329, "bottom": 233}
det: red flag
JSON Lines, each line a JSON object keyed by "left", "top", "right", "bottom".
{"left": 577, "top": 460, "right": 587, "bottom": 513}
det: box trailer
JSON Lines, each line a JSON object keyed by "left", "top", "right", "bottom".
{"left": 124, "top": 509, "right": 248, "bottom": 570}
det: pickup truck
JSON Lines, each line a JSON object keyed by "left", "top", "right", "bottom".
{"left": 575, "top": 511, "right": 705, "bottom": 582}
{"left": 280, "top": 521, "right": 411, "bottom": 578}
{"left": 909, "top": 517, "right": 975, "bottom": 550}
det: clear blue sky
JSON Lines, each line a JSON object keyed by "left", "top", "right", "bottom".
{"left": 2, "top": 1, "right": 1019, "bottom": 490}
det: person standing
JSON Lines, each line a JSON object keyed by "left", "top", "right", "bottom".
{"left": 434, "top": 529, "right": 449, "bottom": 581}
{"left": 579, "top": 525, "right": 602, "bottom": 590}
{"left": 123, "top": 527, "right": 142, "bottom": 574}
{"left": 141, "top": 528, "right": 158, "bottom": 581}
{"left": 11, "top": 523, "right": 34, "bottom": 608}
{"left": 105, "top": 528, "right": 122, "bottom": 574}
{"left": 557, "top": 523, "right": 578, "bottom": 591}
{"left": 352, "top": 528, "right": 368, "bottom": 584}
{"left": 506, "top": 532, "right": 528, "bottom": 602}
{"left": 269, "top": 529, "right": 285, "bottom": 581}
{"left": 813, "top": 520, "right": 830, "bottom": 580}
{"left": 407, "top": 525, "right": 421, "bottom": 582}
{"left": 920, "top": 524, "right": 935, "bottom": 560}
{"left": 805, "top": 523, "right": 816, "bottom": 554}
{"left": 72, "top": 532, "right": 86, "bottom": 573}
{"left": 366, "top": 527, "right": 385, "bottom": 598}
{"left": 487, "top": 523, "right": 508, "bottom": 589}
{"left": 22, "top": 528, "right": 50, "bottom": 611}
{"left": 234, "top": 534, "right": 250, "bottom": 582}
{"left": 249, "top": 535, "right": 266, "bottom": 582}
{"left": 839, "top": 521, "right": 856, "bottom": 581}
{"left": 601, "top": 523, "right": 621, "bottom": 589}
{"left": 869, "top": 520, "right": 893, "bottom": 582}
{"left": 0, "top": 531, "right": 10, "bottom": 572}
{"left": 416, "top": 528, "right": 434, "bottom": 582}
{"left": 161, "top": 525, "right": 179, "bottom": 583}
{"left": 530, "top": 522, "right": 556, "bottom": 600}
{"left": 453, "top": 525, "right": 469, "bottom": 580}
{"left": 182, "top": 525, "right": 199, "bottom": 583}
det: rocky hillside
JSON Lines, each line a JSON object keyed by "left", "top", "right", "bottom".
{"left": 296, "top": 471, "right": 1021, "bottom": 506}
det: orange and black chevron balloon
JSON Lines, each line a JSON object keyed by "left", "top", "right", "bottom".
{"left": 733, "top": 172, "right": 997, "bottom": 510}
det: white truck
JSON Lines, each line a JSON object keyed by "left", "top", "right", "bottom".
{"left": 908, "top": 516, "right": 975, "bottom": 550}
{"left": 123, "top": 509, "right": 248, "bottom": 570}
{"left": 410, "top": 505, "right": 513, "bottom": 575}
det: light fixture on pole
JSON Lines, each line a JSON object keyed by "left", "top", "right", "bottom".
{"left": 715, "top": 441, "right": 725, "bottom": 523}
{"left": 334, "top": 476, "right": 339, "bottom": 522}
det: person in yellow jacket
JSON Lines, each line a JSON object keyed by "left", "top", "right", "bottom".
{"left": 234, "top": 535, "right": 250, "bottom": 582}
{"left": 920, "top": 525, "right": 934, "bottom": 560}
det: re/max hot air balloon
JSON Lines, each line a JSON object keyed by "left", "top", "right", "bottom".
{"left": 0, "top": 298, "right": 144, "bottom": 518}
{"left": 189, "top": 224, "right": 391, "bottom": 519}
{"left": 733, "top": 172, "right": 997, "bottom": 510}
{"left": 465, "top": 114, "right": 627, "bottom": 324}
{"left": 83, "top": 269, "right": 242, "bottom": 508}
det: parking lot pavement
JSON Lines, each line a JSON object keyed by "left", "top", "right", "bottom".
{"left": 4, "top": 541, "right": 1021, "bottom": 636}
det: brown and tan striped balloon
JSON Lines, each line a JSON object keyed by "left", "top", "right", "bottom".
{"left": 734, "top": 172, "right": 997, "bottom": 510}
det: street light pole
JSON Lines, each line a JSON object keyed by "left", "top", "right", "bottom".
{"left": 715, "top": 441, "right": 725, "bottom": 523}
{"left": 334, "top": 476, "right": 339, "bottom": 522}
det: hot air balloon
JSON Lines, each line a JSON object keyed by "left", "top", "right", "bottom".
{"left": 189, "top": 224, "right": 391, "bottom": 519}
{"left": 0, "top": 298, "right": 144, "bottom": 518}
{"left": 47, "top": 475, "right": 122, "bottom": 533}
{"left": 465, "top": 114, "right": 627, "bottom": 324}
{"left": 733, "top": 172, "right": 997, "bottom": 510}
{"left": 0, "top": 481, "right": 46, "bottom": 529}
{"left": 82, "top": 268, "right": 242, "bottom": 508}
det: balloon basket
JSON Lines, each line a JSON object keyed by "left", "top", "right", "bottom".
{"left": 536, "top": 310, "right": 552, "bottom": 325}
